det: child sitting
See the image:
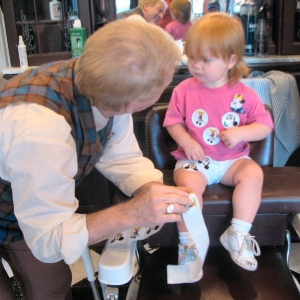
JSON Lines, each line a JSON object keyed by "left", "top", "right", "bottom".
{"left": 165, "top": 0, "right": 193, "bottom": 41}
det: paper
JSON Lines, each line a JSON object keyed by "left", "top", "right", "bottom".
{"left": 167, "top": 193, "right": 209, "bottom": 284}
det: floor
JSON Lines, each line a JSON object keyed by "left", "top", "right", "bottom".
{"left": 72, "top": 241, "right": 300, "bottom": 300}
{"left": 5, "top": 224, "right": 300, "bottom": 300}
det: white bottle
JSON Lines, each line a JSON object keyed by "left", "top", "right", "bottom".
{"left": 49, "top": 0, "right": 62, "bottom": 21}
{"left": 18, "top": 35, "right": 28, "bottom": 68}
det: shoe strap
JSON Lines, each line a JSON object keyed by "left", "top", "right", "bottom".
{"left": 244, "top": 235, "right": 261, "bottom": 256}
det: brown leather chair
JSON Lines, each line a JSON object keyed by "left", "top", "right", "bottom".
{"left": 133, "top": 104, "right": 300, "bottom": 299}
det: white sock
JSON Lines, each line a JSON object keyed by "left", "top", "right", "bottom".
{"left": 179, "top": 232, "right": 193, "bottom": 245}
{"left": 231, "top": 218, "right": 252, "bottom": 234}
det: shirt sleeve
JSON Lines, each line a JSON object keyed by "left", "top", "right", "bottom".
{"left": 163, "top": 86, "right": 186, "bottom": 128}
{"left": 0, "top": 103, "right": 88, "bottom": 264}
{"left": 95, "top": 113, "right": 163, "bottom": 196}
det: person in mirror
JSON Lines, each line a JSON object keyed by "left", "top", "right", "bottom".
{"left": 163, "top": 12, "right": 274, "bottom": 282}
{"left": 165, "top": 0, "right": 193, "bottom": 41}
{"left": 0, "top": 19, "right": 194, "bottom": 299}
{"left": 117, "top": 0, "right": 168, "bottom": 25}
{"left": 203, "top": 0, "right": 226, "bottom": 14}
{"left": 158, "top": 0, "right": 173, "bottom": 29}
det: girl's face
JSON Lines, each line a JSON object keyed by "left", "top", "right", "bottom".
{"left": 188, "top": 50, "right": 236, "bottom": 88}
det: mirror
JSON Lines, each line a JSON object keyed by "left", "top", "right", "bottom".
{"left": 115, "top": 0, "right": 131, "bottom": 13}
{"left": 114, "top": 0, "right": 205, "bottom": 17}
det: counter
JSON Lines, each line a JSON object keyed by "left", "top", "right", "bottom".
{"left": 175, "top": 54, "right": 300, "bottom": 87}
{"left": 178, "top": 55, "right": 300, "bottom": 71}
{"left": 3, "top": 55, "right": 300, "bottom": 75}
{"left": 244, "top": 55, "right": 300, "bottom": 64}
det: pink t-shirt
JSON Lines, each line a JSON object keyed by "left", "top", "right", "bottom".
{"left": 165, "top": 20, "right": 193, "bottom": 40}
{"left": 163, "top": 78, "right": 274, "bottom": 161}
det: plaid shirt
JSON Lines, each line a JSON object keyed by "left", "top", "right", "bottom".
{"left": 0, "top": 59, "right": 113, "bottom": 244}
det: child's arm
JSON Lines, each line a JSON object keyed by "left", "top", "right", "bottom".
{"left": 218, "top": 123, "right": 272, "bottom": 149}
{"left": 166, "top": 123, "right": 206, "bottom": 161}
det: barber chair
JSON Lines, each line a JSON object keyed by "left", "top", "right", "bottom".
{"left": 136, "top": 105, "right": 300, "bottom": 299}
{"left": 83, "top": 103, "right": 300, "bottom": 299}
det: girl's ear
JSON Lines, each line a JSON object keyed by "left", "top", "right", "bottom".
{"left": 228, "top": 54, "right": 237, "bottom": 69}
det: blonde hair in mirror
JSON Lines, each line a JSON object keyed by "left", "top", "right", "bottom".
{"left": 75, "top": 19, "right": 181, "bottom": 111}
{"left": 185, "top": 12, "right": 250, "bottom": 84}
{"left": 170, "top": 0, "right": 192, "bottom": 24}
{"left": 139, "top": 0, "right": 168, "bottom": 11}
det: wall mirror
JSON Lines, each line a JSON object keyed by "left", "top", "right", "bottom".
{"left": 114, "top": 1, "right": 273, "bottom": 18}
{"left": 114, "top": 0, "right": 205, "bottom": 16}
{"left": 114, "top": 1, "right": 252, "bottom": 16}
{"left": 115, "top": 0, "right": 131, "bottom": 14}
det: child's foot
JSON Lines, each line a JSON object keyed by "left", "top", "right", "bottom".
{"left": 220, "top": 226, "right": 261, "bottom": 271}
{"left": 178, "top": 243, "right": 203, "bottom": 282}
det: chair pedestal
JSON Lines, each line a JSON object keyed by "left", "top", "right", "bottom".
{"left": 97, "top": 240, "right": 138, "bottom": 299}
{"left": 137, "top": 244, "right": 300, "bottom": 299}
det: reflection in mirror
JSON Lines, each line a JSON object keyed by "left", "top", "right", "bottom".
{"left": 192, "top": 0, "right": 204, "bottom": 15}
{"left": 116, "top": 0, "right": 166, "bottom": 14}
{"left": 114, "top": 0, "right": 206, "bottom": 18}
{"left": 116, "top": 0, "right": 131, "bottom": 13}
{"left": 65, "top": 0, "right": 79, "bottom": 20}
{"left": 114, "top": 0, "right": 242, "bottom": 18}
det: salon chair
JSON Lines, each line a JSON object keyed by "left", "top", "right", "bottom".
{"left": 104, "top": 104, "right": 300, "bottom": 299}
{"left": 83, "top": 73, "right": 300, "bottom": 298}
{"left": 132, "top": 104, "right": 300, "bottom": 299}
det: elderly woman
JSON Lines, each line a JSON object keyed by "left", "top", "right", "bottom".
{"left": 117, "top": 0, "right": 168, "bottom": 24}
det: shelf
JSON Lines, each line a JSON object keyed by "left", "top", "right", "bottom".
{"left": 16, "top": 19, "right": 65, "bottom": 25}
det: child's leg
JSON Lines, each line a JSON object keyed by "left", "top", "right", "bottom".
{"left": 173, "top": 168, "right": 207, "bottom": 281}
{"left": 174, "top": 166, "right": 207, "bottom": 234}
{"left": 220, "top": 158, "right": 263, "bottom": 271}
{"left": 221, "top": 158, "right": 263, "bottom": 223}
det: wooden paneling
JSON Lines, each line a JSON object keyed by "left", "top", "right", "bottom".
{"left": 278, "top": 0, "right": 300, "bottom": 55}
{"left": 1, "top": 0, "right": 116, "bottom": 67}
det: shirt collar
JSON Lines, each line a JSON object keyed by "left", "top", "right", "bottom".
{"left": 92, "top": 106, "right": 109, "bottom": 131}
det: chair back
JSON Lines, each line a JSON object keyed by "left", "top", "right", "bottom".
{"left": 145, "top": 105, "right": 274, "bottom": 169}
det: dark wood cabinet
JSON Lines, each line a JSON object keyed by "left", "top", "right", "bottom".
{"left": 264, "top": 0, "right": 300, "bottom": 55}
{"left": 278, "top": 0, "right": 300, "bottom": 55}
{"left": 1, "top": 0, "right": 116, "bottom": 67}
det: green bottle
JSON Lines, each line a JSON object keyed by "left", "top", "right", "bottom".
{"left": 70, "top": 19, "right": 87, "bottom": 58}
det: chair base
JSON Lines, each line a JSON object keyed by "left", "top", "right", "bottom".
{"left": 137, "top": 246, "right": 300, "bottom": 299}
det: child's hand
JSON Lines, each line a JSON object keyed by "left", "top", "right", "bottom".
{"left": 218, "top": 128, "right": 244, "bottom": 149}
{"left": 182, "top": 137, "right": 206, "bottom": 161}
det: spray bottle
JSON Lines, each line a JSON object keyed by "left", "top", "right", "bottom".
{"left": 69, "top": 19, "right": 87, "bottom": 58}
{"left": 18, "top": 35, "right": 28, "bottom": 68}
{"left": 255, "top": 4, "right": 268, "bottom": 57}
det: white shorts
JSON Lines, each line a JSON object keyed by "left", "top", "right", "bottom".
{"left": 174, "top": 156, "right": 250, "bottom": 185}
